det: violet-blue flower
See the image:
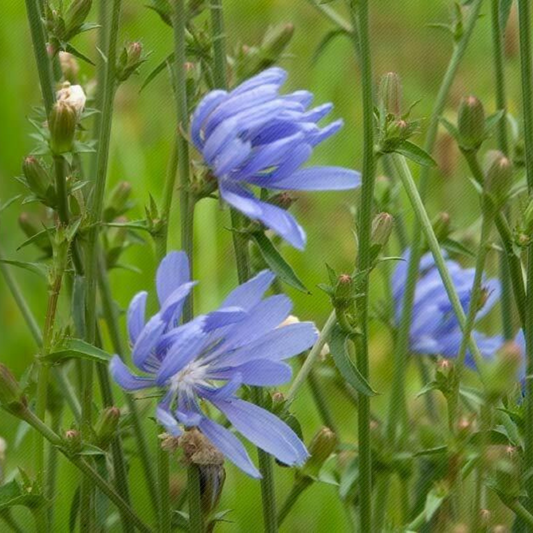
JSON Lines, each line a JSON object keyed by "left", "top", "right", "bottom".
{"left": 110, "top": 251, "right": 318, "bottom": 478}
{"left": 190, "top": 67, "right": 361, "bottom": 250}
{"left": 392, "top": 250, "right": 503, "bottom": 366}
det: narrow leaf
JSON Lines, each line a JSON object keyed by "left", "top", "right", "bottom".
{"left": 43, "top": 338, "right": 113, "bottom": 364}
{"left": 252, "top": 232, "right": 310, "bottom": 293}
{"left": 395, "top": 140, "right": 437, "bottom": 167}
{"left": 0, "top": 259, "right": 49, "bottom": 278}
{"left": 141, "top": 53, "right": 174, "bottom": 92}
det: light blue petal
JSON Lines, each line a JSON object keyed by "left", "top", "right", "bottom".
{"left": 302, "top": 102, "right": 333, "bottom": 122}
{"left": 127, "top": 291, "right": 148, "bottom": 346}
{"left": 132, "top": 314, "right": 166, "bottom": 371}
{"left": 253, "top": 166, "right": 361, "bottom": 191}
{"left": 156, "top": 251, "right": 190, "bottom": 306}
{"left": 222, "top": 322, "right": 318, "bottom": 366}
{"left": 230, "top": 67, "right": 287, "bottom": 97}
{"left": 211, "top": 398, "right": 309, "bottom": 466}
{"left": 159, "top": 281, "right": 197, "bottom": 324}
{"left": 190, "top": 90, "right": 228, "bottom": 149}
{"left": 204, "top": 307, "right": 248, "bottom": 332}
{"left": 109, "top": 356, "right": 155, "bottom": 390}
{"left": 309, "top": 119, "right": 344, "bottom": 146}
{"left": 283, "top": 90, "right": 313, "bottom": 107}
{"left": 220, "top": 183, "right": 306, "bottom": 249}
{"left": 198, "top": 418, "right": 261, "bottom": 478}
{"left": 156, "top": 395, "right": 182, "bottom": 436}
{"left": 208, "top": 360, "right": 293, "bottom": 386}
{"left": 214, "top": 137, "right": 252, "bottom": 177}
{"left": 221, "top": 270, "right": 276, "bottom": 311}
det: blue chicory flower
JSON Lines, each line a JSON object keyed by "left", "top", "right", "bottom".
{"left": 190, "top": 67, "right": 361, "bottom": 250}
{"left": 110, "top": 251, "right": 318, "bottom": 478}
{"left": 392, "top": 250, "right": 503, "bottom": 366}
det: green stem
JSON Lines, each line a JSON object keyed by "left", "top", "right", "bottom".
{"left": 348, "top": 0, "right": 375, "bottom": 528}
{"left": 307, "top": 370, "right": 337, "bottom": 433}
{"left": 16, "top": 408, "right": 152, "bottom": 533}
{"left": 277, "top": 478, "right": 311, "bottom": 527}
{"left": 24, "top": 0, "right": 55, "bottom": 116}
{"left": 517, "top": 0, "right": 533, "bottom": 517}
{"left": 82, "top": 1, "right": 122, "bottom": 529}
{"left": 158, "top": 446, "right": 172, "bottom": 533}
{"left": 384, "top": 0, "right": 484, "bottom": 443}
{"left": 53, "top": 155, "right": 70, "bottom": 225}
{"left": 0, "top": 511, "right": 24, "bottom": 533}
{"left": 506, "top": 500, "right": 533, "bottom": 527}
{"left": 391, "top": 154, "right": 486, "bottom": 376}
{"left": 187, "top": 464, "right": 205, "bottom": 533}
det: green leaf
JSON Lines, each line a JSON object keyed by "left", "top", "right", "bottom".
{"left": 312, "top": 30, "right": 348, "bottom": 65}
{"left": 416, "top": 380, "right": 440, "bottom": 397}
{"left": 439, "top": 116, "right": 459, "bottom": 140}
{"left": 485, "top": 109, "right": 505, "bottom": 134}
{"left": 43, "top": 338, "right": 112, "bottom": 364}
{"left": 424, "top": 487, "right": 447, "bottom": 522}
{"left": 0, "top": 259, "right": 49, "bottom": 278}
{"left": 395, "top": 140, "right": 437, "bottom": 167}
{"left": 329, "top": 324, "right": 378, "bottom": 396}
{"left": 141, "top": 53, "right": 173, "bottom": 92}
{"left": 65, "top": 43, "right": 95, "bottom": 65}
{"left": 414, "top": 445, "right": 448, "bottom": 457}
{"left": 17, "top": 227, "right": 54, "bottom": 251}
{"left": 251, "top": 232, "right": 310, "bottom": 293}
{"left": 103, "top": 220, "right": 151, "bottom": 233}
{"left": 0, "top": 196, "right": 21, "bottom": 215}
{"left": 0, "top": 480, "right": 48, "bottom": 511}
{"left": 441, "top": 237, "right": 476, "bottom": 259}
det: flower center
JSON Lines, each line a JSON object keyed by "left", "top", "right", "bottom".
{"left": 170, "top": 360, "right": 207, "bottom": 390}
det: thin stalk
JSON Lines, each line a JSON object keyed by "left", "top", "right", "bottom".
{"left": 461, "top": 151, "right": 527, "bottom": 327}
{"left": 24, "top": 0, "right": 56, "bottom": 115}
{"left": 46, "top": 406, "right": 63, "bottom": 528}
{"left": 82, "top": 1, "right": 122, "bottom": 529}
{"left": 348, "top": 0, "right": 375, "bottom": 528}
{"left": 391, "top": 154, "right": 487, "bottom": 376}
{"left": 53, "top": 155, "right": 70, "bottom": 225}
{"left": 517, "top": 0, "right": 533, "bottom": 516}
{"left": 158, "top": 446, "right": 172, "bottom": 533}
{"left": 506, "top": 500, "right": 533, "bottom": 527}
{"left": 16, "top": 408, "right": 152, "bottom": 533}
{"left": 277, "top": 479, "right": 311, "bottom": 527}
{"left": 97, "top": 255, "right": 159, "bottom": 516}
{"left": 491, "top": 0, "right": 514, "bottom": 341}
{"left": 307, "top": 370, "right": 337, "bottom": 433}
{"left": 385, "top": 0, "right": 484, "bottom": 442}
{"left": 187, "top": 464, "right": 205, "bottom": 533}
{"left": 0, "top": 512, "right": 24, "bottom": 533}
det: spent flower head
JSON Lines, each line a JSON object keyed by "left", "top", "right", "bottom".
{"left": 110, "top": 251, "right": 318, "bottom": 477}
{"left": 190, "top": 67, "right": 361, "bottom": 249}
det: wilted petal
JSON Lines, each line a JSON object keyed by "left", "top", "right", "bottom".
{"left": 212, "top": 398, "right": 309, "bottom": 466}
{"left": 198, "top": 418, "right": 261, "bottom": 478}
{"left": 110, "top": 356, "right": 155, "bottom": 390}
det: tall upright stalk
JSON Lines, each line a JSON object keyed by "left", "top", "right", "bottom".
{"left": 81, "top": 1, "right": 122, "bottom": 530}
{"left": 385, "top": 0, "right": 484, "bottom": 443}
{"left": 347, "top": 0, "right": 375, "bottom": 529}
{"left": 517, "top": 0, "right": 533, "bottom": 515}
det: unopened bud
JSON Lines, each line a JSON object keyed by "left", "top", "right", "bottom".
{"left": 64, "top": 429, "right": 83, "bottom": 453}
{"left": 371, "top": 212, "right": 394, "bottom": 248}
{"left": 57, "top": 82, "right": 86, "bottom": 116}
{"left": 378, "top": 72, "right": 402, "bottom": 116}
{"left": 199, "top": 464, "right": 226, "bottom": 516}
{"left": 95, "top": 406, "right": 121, "bottom": 448}
{"left": 104, "top": 181, "right": 133, "bottom": 221}
{"left": 300, "top": 427, "right": 337, "bottom": 479}
{"left": 484, "top": 153, "right": 513, "bottom": 207}
{"left": 272, "top": 391, "right": 285, "bottom": 404}
{"left": 334, "top": 274, "right": 354, "bottom": 309}
{"left": 59, "top": 52, "right": 80, "bottom": 83}
{"left": 49, "top": 101, "right": 77, "bottom": 154}
{"left": 457, "top": 95, "right": 486, "bottom": 150}
{"left": 22, "top": 156, "right": 51, "bottom": 199}
{"left": 117, "top": 42, "right": 145, "bottom": 82}
{"left": 432, "top": 212, "right": 451, "bottom": 241}
{"left": 484, "top": 341, "right": 523, "bottom": 402}
{"left": 261, "top": 23, "right": 295, "bottom": 60}
{"left": 65, "top": 0, "right": 92, "bottom": 33}
{"left": 0, "top": 365, "right": 23, "bottom": 408}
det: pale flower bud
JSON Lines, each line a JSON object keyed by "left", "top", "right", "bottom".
{"left": 59, "top": 52, "right": 80, "bottom": 83}
{"left": 56, "top": 82, "right": 86, "bottom": 116}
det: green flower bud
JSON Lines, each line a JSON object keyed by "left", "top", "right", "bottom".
{"left": 65, "top": 0, "right": 92, "bottom": 33}
{"left": 49, "top": 101, "right": 77, "bottom": 154}
{"left": 484, "top": 342, "right": 523, "bottom": 403}
{"left": 117, "top": 42, "right": 145, "bottom": 82}
{"left": 64, "top": 429, "right": 83, "bottom": 454}
{"left": 484, "top": 153, "right": 513, "bottom": 207}
{"left": 371, "top": 212, "right": 394, "bottom": 248}
{"left": 300, "top": 427, "right": 337, "bottom": 479}
{"left": 334, "top": 274, "right": 354, "bottom": 310}
{"left": 95, "top": 406, "right": 121, "bottom": 449}
{"left": 378, "top": 72, "right": 402, "bottom": 116}
{"left": 104, "top": 181, "right": 133, "bottom": 221}
{"left": 457, "top": 95, "right": 486, "bottom": 151}
{"left": 22, "top": 156, "right": 52, "bottom": 199}
{"left": 199, "top": 464, "right": 226, "bottom": 516}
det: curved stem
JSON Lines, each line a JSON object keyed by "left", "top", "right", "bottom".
{"left": 277, "top": 479, "right": 311, "bottom": 527}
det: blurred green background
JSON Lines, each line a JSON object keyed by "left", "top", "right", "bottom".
{"left": 0, "top": 1, "right": 522, "bottom": 530}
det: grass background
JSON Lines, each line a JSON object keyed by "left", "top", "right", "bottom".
{"left": 0, "top": 1, "right": 522, "bottom": 530}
